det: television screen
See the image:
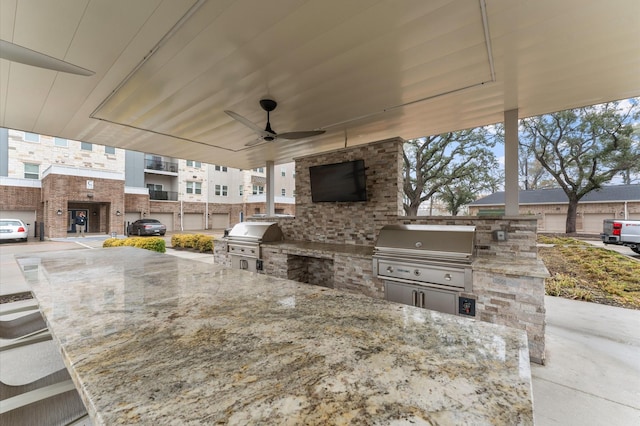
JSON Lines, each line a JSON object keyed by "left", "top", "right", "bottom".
{"left": 309, "top": 159, "right": 367, "bottom": 202}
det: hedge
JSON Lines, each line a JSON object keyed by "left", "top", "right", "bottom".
{"left": 103, "top": 237, "right": 166, "bottom": 253}
{"left": 171, "top": 234, "right": 214, "bottom": 252}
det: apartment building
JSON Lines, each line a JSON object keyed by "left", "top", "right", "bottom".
{"left": 0, "top": 128, "right": 295, "bottom": 238}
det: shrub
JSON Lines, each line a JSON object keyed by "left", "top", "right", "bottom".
{"left": 103, "top": 238, "right": 121, "bottom": 247}
{"left": 170, "top": 233, "right": 214, "bottom": 252}
{"left": 171, "top": 234, "right": 186, "bottom": 248}
{"left": 195, "top": 234, "right": 214, "bottom": 252}
{"left": 102, "top": 237, "right": 166, "bottom": 253}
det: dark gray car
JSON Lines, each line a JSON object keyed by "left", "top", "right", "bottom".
{"left": 127, "top": 219, "right": 167, "bottom": 236}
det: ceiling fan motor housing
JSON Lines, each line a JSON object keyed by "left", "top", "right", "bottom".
{"left": 259, "top": 99, "right": 278, "bottom": 112}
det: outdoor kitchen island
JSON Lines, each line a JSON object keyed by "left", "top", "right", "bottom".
{"left": 18, "top": 247, "right": 533, "bottom": 425}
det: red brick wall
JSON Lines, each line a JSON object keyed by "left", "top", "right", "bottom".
{"left": 41, "top": 174, "right": 125, "bottom": 238}
{"left": 0, "top": 185, "right": 41, "bottom": 210}
{"left": 125, "top": 194, "right": 150, "bottom": 215}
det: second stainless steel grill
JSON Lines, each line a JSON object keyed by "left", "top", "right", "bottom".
{"left": 373, "top": 224, "right": 476, "bottom": 315}
{"left": 227, "top": 222, "right": 284, "bottom": 272}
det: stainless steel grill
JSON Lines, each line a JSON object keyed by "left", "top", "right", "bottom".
{"left": 227, "top": 222, "right": 284, "bottom": 272}
{"left": 373, "top": 224, "right": 476, "bottom": 315}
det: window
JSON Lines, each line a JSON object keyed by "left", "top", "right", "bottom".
{"left": 24, "top": 163, "right": 39, "bottom": 179}
{"left": 281, "top": 168, "right": 286, "bottom": 177}
{"left": 105, "top": 146, "right": 116, "bottom": 155}
{"left": 281, "top": 188, "right": 286, "bottom": 196}
{"left": 54, "top": 137, "right": 68, "bottom": 147}
{"left": 147, "top": 184, "right": 163, "bottom": 191}
{"left": 215, "top": 185, "right": 228, "bottom": 196}
{"left": 293, "top": 189, "right": 296, "bottom": 197}
{"left": 186, "top": 181, "right": 202, "bottom": 194}
{"left": 24, "top": 132, "right": 39, "bottom": 143}
{"left": 252, "top": 185, "right": 264, "bottom": 195}
{"left": 253, "top": 167, "right": 264, "bottom": 173}
{"left": 187, "top": 160, "right": 201, "bottom": 168}
{"left": 215, "top": 165, "right": 227, "bottom": 172}
{"left": 239, "top": 185, "right": 244, "bottom": 196}
{"left": 81, "top": 142, "right": 92, "bottom": 151}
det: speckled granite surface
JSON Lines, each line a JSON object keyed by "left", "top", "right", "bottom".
{"left": 17, "top": 247, "right": 533, "bottom": 425}
{"left": 262, "top": 240, "right": 374, "bottom": 259}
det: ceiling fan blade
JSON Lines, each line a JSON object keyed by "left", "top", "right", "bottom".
{"left": 224, "top": 110, "right": 274, "bottom": 139}
{"left": 277, "top": 130, "right": 326, "bottom": 140}
{"left": 0, "top": 40, "right": 94, "bottom": 76}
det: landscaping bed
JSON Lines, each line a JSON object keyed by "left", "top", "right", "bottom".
{"left": 538, "top": 235, "right": 640, "bottom": 310}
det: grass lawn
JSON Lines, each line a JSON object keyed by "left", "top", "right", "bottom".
{"left": 538, "top": 236, "right": 640, "bottom": 310}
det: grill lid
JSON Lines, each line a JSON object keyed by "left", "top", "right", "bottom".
{"left": 374, "top": 224, "right": 475, "bottom": 261}
{"left": 227, "top": 222, "right": 284, "bottom": 243}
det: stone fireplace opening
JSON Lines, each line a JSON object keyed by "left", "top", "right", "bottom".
{"left": 287, "top": 255, "right": 334, "bottom": 288}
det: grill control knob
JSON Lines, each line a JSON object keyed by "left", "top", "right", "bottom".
{"left": 414, "top": 269, "right": 421, "bottom": 276}
{"left": 386, "top": 266, "right": 394, "bottom": 273}
{"left": 415, "top": 241, "right": 423, "bottom": 248}
{"left": 444, "top": 273, "right": 452, "bottom": 281}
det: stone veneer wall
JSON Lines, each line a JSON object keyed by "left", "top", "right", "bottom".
{"left": 290, "top": 137, "right": 404, "bottom": 245}
{"left": 472, "top": 266, "right": 547, "bottom": 364}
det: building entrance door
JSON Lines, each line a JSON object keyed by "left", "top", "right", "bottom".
{"left": 67, "top": 209, "right": 89, "bottom": 234}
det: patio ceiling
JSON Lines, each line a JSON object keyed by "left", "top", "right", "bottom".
{"left": 1, "top": 0, "right": 639, "bottom": 170}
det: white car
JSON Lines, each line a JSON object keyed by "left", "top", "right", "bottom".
{"left": 0, "top": 219, "right": 29, "bottom": 242}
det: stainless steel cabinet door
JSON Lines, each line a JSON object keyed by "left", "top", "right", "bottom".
{"left": 385, "top": 281, "right": 457, "bottom": 315}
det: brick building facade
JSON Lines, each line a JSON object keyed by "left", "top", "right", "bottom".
{"left": 0, "top": 128, "right": 295, "bottom": 238}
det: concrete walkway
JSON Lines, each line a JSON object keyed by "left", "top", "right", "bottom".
{"left": 1, "top": 238, "right": 639, "bottom": 425}
{"left": 532, "top": 296, "right": 640, "bottom": 425}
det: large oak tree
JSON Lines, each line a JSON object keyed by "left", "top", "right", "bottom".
{"left": 520, "top": 100, "right": 640, "bottom": 233}
{"left": 403, "top": 128, "right": 500, "bottom": 216}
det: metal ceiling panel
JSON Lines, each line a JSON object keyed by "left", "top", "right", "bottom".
{"left": 0, "top": 0, "right": 638, "bottom": 170}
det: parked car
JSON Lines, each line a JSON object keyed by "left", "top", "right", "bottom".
{"left": 127, "top": 219, "right": 166, "bottom": 236}
{"left": 0, "top": 219, "right": 29, "bottom": 242}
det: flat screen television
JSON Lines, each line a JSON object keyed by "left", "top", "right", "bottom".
{"left": 309, "top": 159, "right": 367, "bottom": 202}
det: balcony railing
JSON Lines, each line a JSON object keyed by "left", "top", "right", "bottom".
{"left": 149, "top": 190, "right": 178, "bottom": 201}
{"left": 145, "top": 159, "right": 178, "bottom": 173}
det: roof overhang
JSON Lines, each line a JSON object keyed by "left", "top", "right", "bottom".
{"left": 1, "top": 0, "right": 639, "bottom": 169}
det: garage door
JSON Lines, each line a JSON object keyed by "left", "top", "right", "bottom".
{"left": 149, "top": 213, "right": 174, "bottom": 231}
{"left": 209, "top": 213, "right": 229, "bottom": 229}
{"left": 582, "top": 213, "right": 615, "bottom": 234}
{"left": 0, "top": 210, "right": 37, "bottom": 237}
{"left": 543, "top": 214, "right": 566, "bottom": 232}
{"left": 183, "top": 213, "right": 203, "bottom": 231}
{"left": 124, "top": 212, "right": 141, "bottom": 226}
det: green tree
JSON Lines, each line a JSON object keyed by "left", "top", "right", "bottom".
{"left": 519, "top": 134, "right": 554, "bottom": 190}
{"left": 403, "top": 128, "right": 500, "bottom": 216}
{"left": 520, "top": 99, "right": 640, "bottom": 233}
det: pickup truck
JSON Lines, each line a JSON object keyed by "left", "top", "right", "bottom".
{"left": 601, "top": 219, "right": 640, "bottom": 254}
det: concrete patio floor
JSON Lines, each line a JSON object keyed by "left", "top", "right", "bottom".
{"left": 1, "top": 236, "right": 639, "bottom": 425}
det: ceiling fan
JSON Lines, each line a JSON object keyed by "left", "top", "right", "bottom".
{"left": 0, "top": 39, "right": 95, "bottom": 76}
{"left": 225, "top": 99, "right": 325, "bottom": 147}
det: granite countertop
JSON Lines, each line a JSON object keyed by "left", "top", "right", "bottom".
{"left": 261, "top": 240, "right": 374, "bottom": 259}
{"left": 17, "top": 247, "right": 533, "bottom": 425}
